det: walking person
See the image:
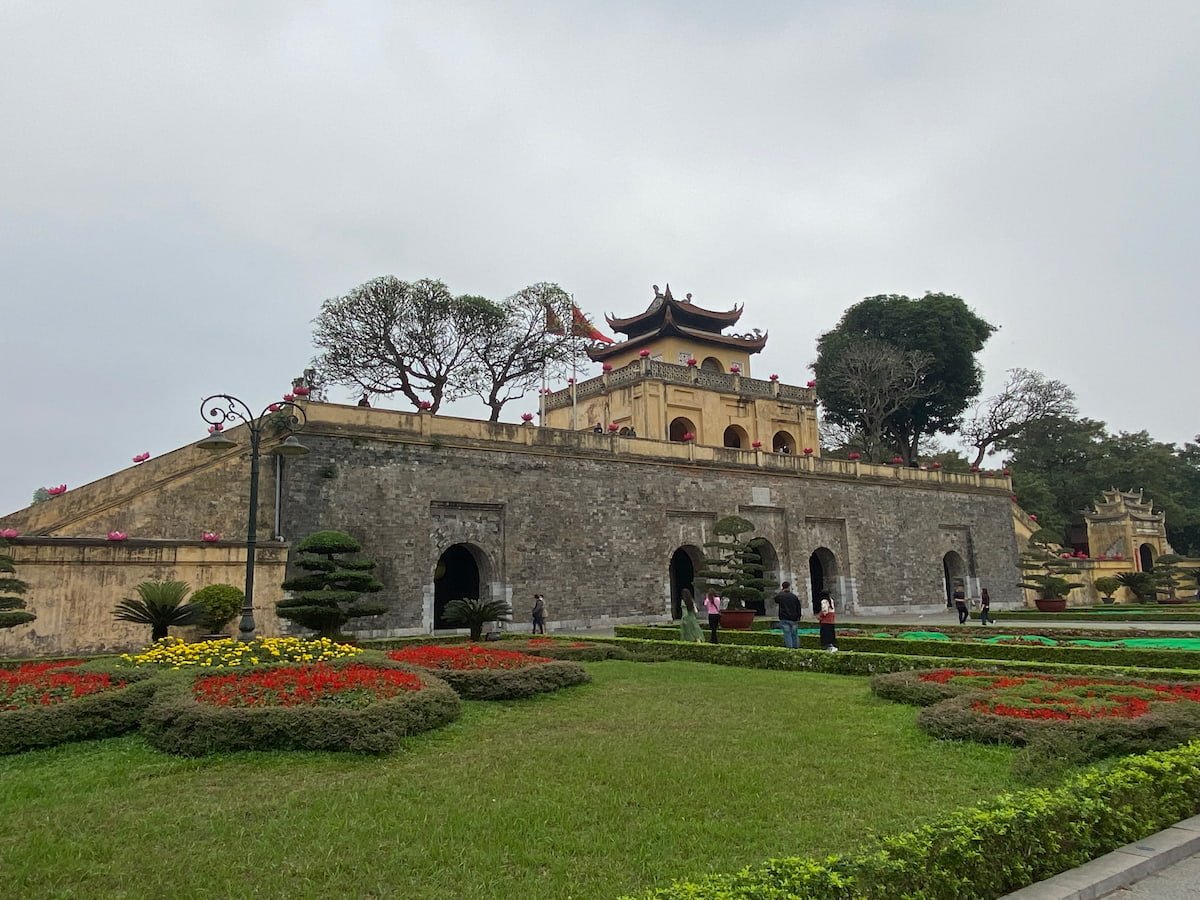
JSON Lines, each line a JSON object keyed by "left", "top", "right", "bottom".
{"left": 818, "top": 592, "right": 838, "bottom": 652}
{"left": 703, "top": 587, "right": 722, "bottom": 644}
{"left": 531, "top": 594, "right": 546, "bottom": 634}
{"left": 679, "top": 588, "right": 703, "bottom": 643}
{"left": 978, "top": 587, "right": 994, "bottom": 625}
{"left": 953, "top": 585, "right": 968, "bottom": 624}
{"left": 773, "top": 581, "right": 802, "bottom": 649}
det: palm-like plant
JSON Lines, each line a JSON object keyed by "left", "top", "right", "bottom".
{"left": 1115, "top": 571, "right": 1158, "bottom": 603}
{"left": 443, "top": 597, "right": 513, "bottom": 641}
{"left": 113, "top": 581, "right": 204, "bottom": 641}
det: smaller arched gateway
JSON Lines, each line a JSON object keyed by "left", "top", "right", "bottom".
{"left": 808, "top": 548, "right": 839, "bottom": 614}
{"left": 942, "top": 551, "right": 968, "bottom": 607}
{"left": 670, "top": 417, "right": 697, "bottom": 442}
{"left": 773, "top": 430, "right": 795, "bottom": 454}
{"left": 433, "top": 543, "right": 492, "bottom": 630}
{"left": 723, "top": 425, "right": 750, "bottom": 449}
{"left": 669, "top": 545, "right": 704, "bottom": 618}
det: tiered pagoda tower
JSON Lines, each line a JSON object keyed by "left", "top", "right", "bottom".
{"left": 1083, "top": 488, "right": 1173, "bottom": 570}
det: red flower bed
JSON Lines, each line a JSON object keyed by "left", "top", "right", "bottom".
{"left": 193, "top": 664, "right": 424, "bottom": 709}
{"left": 525, "top": 638, "right": 591, "bottom": 649}
{"left": 388, "top": 645, "right": 551, "bottom": 670}
{"left": 1, "top": 660, "right": 121, "bottom": 711}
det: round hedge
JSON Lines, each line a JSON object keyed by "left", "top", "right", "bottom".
{"left": 140, "top": 660, "right": 461, "bottom": 756}
{"left": 489, "top": 639, "right": 630, "bottom": 662}
{"left": 418, "top": 659, "right": 592, "bottom": 700}
{"left": 0, "top": 664, "right": 160, "bottom": 755}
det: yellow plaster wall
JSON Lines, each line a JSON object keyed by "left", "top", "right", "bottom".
{"left": 0, "top": 539, "right": 288, "bottom": 657}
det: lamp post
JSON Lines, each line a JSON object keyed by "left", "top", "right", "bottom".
{"left": 196, "top": 394, "right": 309, "bottom": 641}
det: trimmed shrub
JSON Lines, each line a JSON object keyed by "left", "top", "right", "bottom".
{"left": 488, "top": 638, "right": 631, "bottom": 662}
{"left": 189, "top": 583, "right": 244, "bottom": 634}
{"left": 424, "top": 660, "right": 591, "bottom": 700}
{"left": 0, "top": 660, "right": 160, "bottom": 754}
{"left": 140, "top": 659, "right": 460, "bottom": 755}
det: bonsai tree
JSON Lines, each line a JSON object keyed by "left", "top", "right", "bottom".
{"left": 1150, "top": 554, "right": 1190, "bottom": 602}
{"left": 1093, "top": 576, "right": 1122, "bottom": 604}
{"left": 277, "top": 530, "right": 387, "bottom": 639}
{"left": 696, "top": 515, "right": 768, "bottom": 611}
{"left": 443, "top": 597, "right": 513, "bottom": 641}
{"left": 113, "top": 581, "right": 204, "bottom": 641}
{"left": 190, "top": 583, "right": 245, "bottom": 635}
{"left": 1018, "top": 532, "right": 1083, "bottom": 601}
{"left": 1115, "top": 571, "right": 1158, "bottom": 603}
{"left": 0, "top": 536, "right": 36, "bottom": 629}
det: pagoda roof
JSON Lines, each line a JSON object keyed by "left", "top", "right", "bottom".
{"left": 588, "top": 283, "right": 768, "bottom": 362}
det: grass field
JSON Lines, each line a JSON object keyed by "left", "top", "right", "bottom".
{"left": 0, "top": 660, "right": 1021, "bottom": 899}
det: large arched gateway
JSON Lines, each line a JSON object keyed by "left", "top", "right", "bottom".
{"left": 433, "top": 543, "right": 490, "bottom": 630}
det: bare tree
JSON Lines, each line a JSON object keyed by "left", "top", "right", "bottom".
{"left": 818, "top": 337, "right": 931, "bottom": 463}
{"left": 961, "top": 368, "right": 1077, "bottom": 467}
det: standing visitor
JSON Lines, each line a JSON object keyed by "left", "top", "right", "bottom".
{"left": 818, "top": 594, "right": 838, "bottom": 652}
{"left": 679, "top": 588, "right": 703, "bottom": 643}
{"left": 703, "top": 588, "right": 722, "bottom": 644}
{"left": 532, "top": 594, "right": 546, "bottom": 634}
{"left": 979, "top": 588, "right": 994, "bottom": 625}
{"left": 773, "top": 581, "right": 802, "bottom": 649}
{"left": 953, "top": 585, "right": 968, "bottom": 624}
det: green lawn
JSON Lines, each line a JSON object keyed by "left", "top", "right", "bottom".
{"left": 0, "top": 660, "right": 1020, "bottom": 899}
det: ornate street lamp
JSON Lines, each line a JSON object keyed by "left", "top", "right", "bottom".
{"left": 196, "top": 394, "right": 309, "bottom": 640}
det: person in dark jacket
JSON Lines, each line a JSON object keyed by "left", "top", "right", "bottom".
{"left": 773, "top": 582, "right": 802, "bottom": 649}
{"left": 953, "top": 586, "right": 969, "bottom": 624}
{"left": 979, "top": 587, "right": 994, "bottom": 625}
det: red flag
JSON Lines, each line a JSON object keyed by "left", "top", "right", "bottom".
{"left": 545, "top": 304, "right": 566, "bottom": 335}
{"left": 570, "top": 304, "right": 614, "bottom": 343}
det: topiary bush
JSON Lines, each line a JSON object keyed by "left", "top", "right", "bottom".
{"left": 0, "top": 535, "right": 35, "bottom": 630}
{"left": 489, "top": 638, "right": 631, "bottom": 661}
{"left": 140, "top": 658, "right": 460, "bottom": 756}
{"left": 386, "top": 645, "right": 591, "bottom": 700}
{"left": 190, "top": 583, "right": 245, "bottom": 634}
{"left": 278, "top": 530, "right": 387, "bottom": 638}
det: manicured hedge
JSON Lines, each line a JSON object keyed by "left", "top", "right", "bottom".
{"left": 140, "top": 660, "right": 461, "bottom": 756}
{"left": 487, "top": 638, "right": 631, "bottom": 662}
{"left": 624, "top": 740, "right": 1200, "bottom": 899}
{"left": 0, "top": 665, "right": 160, "bottom": 755}
{"left": 993, "top": 610, "right": 1200, "bottom": 623}
{"left": 421, "top": 660, "right": 592, "bottom": 700}
{"left": 614, "top": 625, "right": 1200, "bottom": 670}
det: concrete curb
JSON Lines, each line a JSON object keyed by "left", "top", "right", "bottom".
{"left": 999, "top": 815, "right": 1200, "bottom": 899}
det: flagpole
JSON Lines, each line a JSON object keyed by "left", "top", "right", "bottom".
{"left": 570, "top": 294, "right": 578, "bottom": 431}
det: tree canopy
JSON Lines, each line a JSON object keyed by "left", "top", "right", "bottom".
{"left": 311, "top": 276, "right": 589, "bottom": 418}
{"left": 812, "top": 293, "right": 996, "bottom": 463}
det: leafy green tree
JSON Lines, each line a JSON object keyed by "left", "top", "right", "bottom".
{"left": 696, "top": 515, "right": 768, "bottom": 611}
{"left": 278, "top": 530, "right": 387, "bottom": 638}
{"left": 190, "top": 583, "right": 245, "bottom": 634}
{"left": 443, "top": 597, "right": 513, "bottom": 641}
{"left": 961, "top": 368, "right": 1077, "bottom": 468}
{"left": 0, "top": 536, "right": 35, "bottom": 629}
{"left": 812, "top": 293, "right": 996, "bottom": 464}
{"left": 30, "top": 487, "right": 50, "bottom": 505}
{"left": 113, "top": 581, "right": 204, "bottom": 641}
{"left": 1093, "top": 576, "right": 1122, "bottom": 603}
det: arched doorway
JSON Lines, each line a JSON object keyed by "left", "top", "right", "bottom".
{"left": 669, "top": 417, "right": 697, "bottom": 442}
{"left": 943, "top": 551, "right": 967, "bottom": 608}
{"left": 773, "top": 430, "right": 795, "bottom": 454}
{"left": 700, "top": 356, "right": 723, "bottom": 372}
{"left": 723, "top": 425, "right": 749, "bottom": 449}
{"left": 1139, "top": 543, "right": 1156, "bottom": 572}
{"left": 809, "top": 548, "right": 838, "bottom": 614}
{"left": 669, "top": 545, "right": 704, "bottom": 618}
{"left": 433, "top": 543, "right": 485, "bottom": 629}
{"left": 749, "top": 537, "right": 779, "bottom": 616}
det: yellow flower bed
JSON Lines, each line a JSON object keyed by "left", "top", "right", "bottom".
{"left": 119, "top": 636, "right": 363, "bottom": 669}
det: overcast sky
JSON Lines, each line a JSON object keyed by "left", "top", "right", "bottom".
{"left": 2, "top": 1, "right": 1197, "bottom": 517}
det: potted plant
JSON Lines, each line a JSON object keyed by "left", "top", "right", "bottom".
{"left": 1093, "top": 576, "right": 1122, "bottom": 605}
{"left": 190, "top": 583, "right": 245, "bottom": 638}
{"left": 697, "top": 515, "right": 767, "bottom": 630}
{"left": 1018, "top": 533, "right": 1083, "bottom": 612}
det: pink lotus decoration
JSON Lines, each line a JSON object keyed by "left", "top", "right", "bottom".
{"left": 1002, "top": 469, "right": 1012, "bottom": 476}
{"left": 608, "top": 423, "right": 619, "bottom": 432}
{"left": 207, "top": 424, "right": 223, "bottom": 434}
{"left": 521, "top": 413, "right": 534, "bottom": 422}
{"left": 932, "top": 462, "right": 943, "bottom": 469}
{"left": 1061, "top": 552, "right": 1072, "bottom": 559}
{"left": 682, "top": 432, "right": 695, "bottom": 441}
{"left": 132, "top": 452, "right": 150, "bottom": 464}
{"left": 201, "top": 532, "right": 221, "bottom": 542}
{"left": 969, "top": 465, "right": 980, "bottom": 473}
{"left": 46, "top": 484, "right": 67, "bottom": 496}
{"left": 0, "top": 528, "right": 18, "bottom": 539}
{"left": 1011, "top": 495, "right": 1018, "bottom": 502}
{"left": 639, "top": 349, "right": 650, "bottom": 358}
{"left": 891, "top": 456, "right": 904, "bottom": 465}
{"left": 806, "top": 380, "right": 816, "bottom": 388}
{"left": 106, "top": 531, "right": 128, "bottom": 541}
{"left": 751, "top": 441, "right": 763, "bottom": 449}
{"left": 803, "top": 448, "right": 814, "bottom": 455}
{"left": 418, "top": 400, "right": 432, "bottom": 410}
{"left": 769, "top": 374, "right": 779, "bottom": 381}
{"left": 729, "top": 363, "right": 741, "bottom": 373}
{"left": 567, "top": 378, "right": 575, "bottom": 384}
{"left": 1112, "top": 554, "right": 1122, "bottom": 560}
{"left": 602, "top": 363, "right": 613, "bottom": 372}
{"left": 293, "top": 386, "right": 311, "bottom": 397}
{"left": 848, "top": 452, "right": 861, "bottom": 460}
{"left": 1030, "top": 514, "right": 1038, "bottom": 521}
{"left": 283, "top": 393, "right": 296, "bottom": 402}
{"left": 686, "top": 358, "right": 697, "bottom": 367}
{"left": 268, "top": 403, "right": 281, "bottom": 412}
